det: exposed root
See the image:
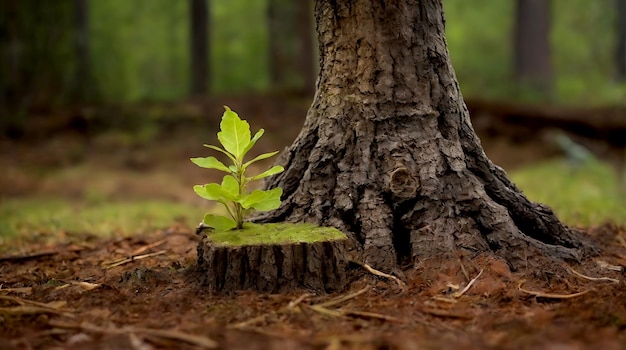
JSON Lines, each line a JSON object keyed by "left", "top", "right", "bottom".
{"left": 567, "top": 266, "right": 620, "bottom": 283}
{"left": 350, "top": 260, "right": 406, "bottom": 289}
{"left": 517, "top": 280, "right": 592, "bottom": 299}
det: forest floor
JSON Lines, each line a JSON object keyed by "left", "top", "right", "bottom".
{"left": 1, "top": 95, "right": 626, "bottom": 349}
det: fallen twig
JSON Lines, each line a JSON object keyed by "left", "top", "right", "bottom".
{"left": 568, "top": 266, "right": 619, "bottom": 283}
{"left": 453, "top": 269, "right": 483, "bottom": 298}
{"left": 0, "top": 295, "right": 73, "bottom": 317}
{"left": 517, "top": 280, "right": 592, "bottom": 299}
{"left": 104, "top": 250, "right": 167, "bottom": 269}
{"left": 49, "top": 320, "right": 218, "bottom": 349}
{"left": 0, "top": 287, "right": 32, "bottom": 295}
{"left": 349, "top": 260, "right": 406, "bottom": 288}
{"left": 231, "top": 292, "right": 313, "bottom": 329}
{"left": 0, "top": 250, "right": 57, "bottom": 263}
{"left": 316, "top": 287, "right": 369, "bottom": 308}
{"left": 344, "top": 310, "right": 402, "bottom": 323}
{"left": 132, "top": 238, "right": 168, "bottom": 255}
{"left": 421, "top": 307, "right": 473, "bottom": 319}
{"left": 287, "top": 292, "right": 314, "bottom": 309}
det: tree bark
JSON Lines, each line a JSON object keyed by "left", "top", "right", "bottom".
{"left": 189, "top": 0, "right": 210, "bottom": 96}
{"left": 196, "top": 237, "right": 349, "bottom": 293}
{"left": 514, "top": 0, "right": 553, "bottom": 98}
{"left": 255, "top": 0, "right": 596, "bottom": 273}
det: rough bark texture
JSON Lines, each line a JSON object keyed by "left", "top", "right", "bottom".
{"left": 255, "top": 0, "right": 597, "bottom": 273}
{"left": 196, "top": 237, "right": 349, "bottom": 293}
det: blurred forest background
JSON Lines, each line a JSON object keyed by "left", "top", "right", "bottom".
{"left": 1, "top": 0, "right": 625, "bottom": 245}
{"left": 1, "top": 0, "right": 625, "bottom": 118}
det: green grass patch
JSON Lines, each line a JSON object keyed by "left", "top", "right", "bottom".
{"left": 510, "top": 159, "right": 626, "bottom": 227}
{"left": 207, "top": 223, "right": 346, "bottom": 247}
{"left": 0, "top": 197, "right": 208, "bottom": 251}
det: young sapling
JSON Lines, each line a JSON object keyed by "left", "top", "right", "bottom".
{"left": 191, "top": 107, "right": 284, "bottom": 230}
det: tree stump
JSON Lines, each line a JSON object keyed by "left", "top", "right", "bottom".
{"left": 196, "top": 223, "right": 349, "bottom": 293}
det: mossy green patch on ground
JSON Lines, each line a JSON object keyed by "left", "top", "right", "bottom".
{"left": 206, "top": 222, "right": 346, "bottom": 247}
{"left": 0, "top": 197, "right": 208, "bottom": 252}
{"left": 510, "top": 159, "right": 626, "bottom": 227}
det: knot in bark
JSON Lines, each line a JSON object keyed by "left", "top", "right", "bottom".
{"left": 388, "top": 167, "right": 419, "bottom": 199}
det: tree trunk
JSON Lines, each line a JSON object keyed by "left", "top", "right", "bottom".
{"left": 73, "top": 0, "right": 95, "bottom": 103}
{"left": 255, "top": 0, "right": 596, "bottom": 273}
{"left": 189, "top": 0, "right": 210, "bottom": 96}
{"left": 295, "top": 0, "right": 316, "bottom": 96}
{"left": 514, "top": 0, "right": 553, "bottom": 98}
{"left": 617, "top": 0, "right": 626, "bottom": 82}
{"left": 197, "top": 237, "right": 349, "bottom": 293}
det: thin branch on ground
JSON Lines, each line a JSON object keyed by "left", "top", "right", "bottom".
{"left": 453, "top": 269, "right": 483, "bottom": 298}
{"left": 132, "top": 238, "right": 168, "bottom": 255}
{"left": 104, "top": 250, "right": 167, "bottom": 269}
{"left": 316, "top": 287, "right": 369, "bottom": 308}
{"left": 0, "top": 287, "right": 33, "bottom": 295}
{"left": 568, "top": 266, "right": 619, "bottom": 283}
{"left": 287, "top": 292, "right": 314, "bottom": 309}
{"left": 349, "top": 260, "right": 407, "bottom": 288}
{"left": 0, "top": 250, "right": 57, "bottom": 263}
{"left": 230, "top": 292, "right": 314, "bottom": 329}
{"left": 420, "top": 307, "right": 473, "bottom": 319}
{"left": 517, "top": 280, "right": 592, "bottom": 299}
{"left": 0, "top": 295, "right": 73, "bottom": 317}
{"left": 343, "top": 310, "right": 403, "bottom": 323}
{"left": 49, "top": 320, "right": 218, "bottom": 349}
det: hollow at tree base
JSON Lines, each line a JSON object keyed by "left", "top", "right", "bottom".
{"left": 196, "top": 223, "right": 350, "bottom": 293}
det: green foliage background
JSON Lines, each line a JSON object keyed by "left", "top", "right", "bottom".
{"left": 2, "top": 0, "right": 624, "bottom": 104}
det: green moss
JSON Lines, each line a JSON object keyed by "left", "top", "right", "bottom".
{"left": 510, "top": 160, "right": 626, "bottom": 227}
{"left": 206, "top": 222, "right": 346, "bottom": 247}
{"left": 0, "top": 197, "right": 208, "bottom": 252}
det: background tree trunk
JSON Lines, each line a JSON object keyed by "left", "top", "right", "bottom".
{"left": 514, "top": 0, "right": 553, "bottom": 98}
{"left": 295, "top": 0, "right": 316, "bottom": 96}
{"left": 617, "top": 0, "right": 626, "bottom": 82}
{"left": 256, "top": 0, "right": 595, "bottom": 272}
{"left": 189, "top": 0, "right": 210, "bottom": 96}
{"left": 73, "top": 0, "right": 95, "bottom": 103}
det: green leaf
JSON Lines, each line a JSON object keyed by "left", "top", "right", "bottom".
{"left": 242, "top": 129, "right": 265, "bottom": 156}
{"left": 221, "top": 175, "right": 240, "bottom": 198}
{"left": 204, "top": 144, "right": 237, "bottom": 164}
{"left": 203, "top": 214, "right": 237, "bottom": 231}
{"left": 249, "top": 165, "right": 284, "bottom": 182}
{"left": 243, "top": 151, "right": 279, "bottom": 170}
{"left": 218, "top": 107, "right": 250, "bottom": 161}
{"left": 190, "top": 157, "right": 230, "bottom": 172}
{"left": 194, "top": 183, "right": 237, "bottom": 202}
{"left": 240, "top": 188, "right": 283, "bottom": 211}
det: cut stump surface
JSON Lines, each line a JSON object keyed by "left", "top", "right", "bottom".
{"left": 196, "top": 223, "right": 349, "bottom": 293}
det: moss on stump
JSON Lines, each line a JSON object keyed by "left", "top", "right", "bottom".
{"left": 196, "top": 223, "right": 349, "bottom": 293}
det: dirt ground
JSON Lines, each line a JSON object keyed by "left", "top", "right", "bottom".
{"left": 1, "top": 96, "right": 626, "bottom": 349}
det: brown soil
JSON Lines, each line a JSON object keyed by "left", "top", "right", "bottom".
{"left": 1, "top": 95, "right": 626, "bottom": 349}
